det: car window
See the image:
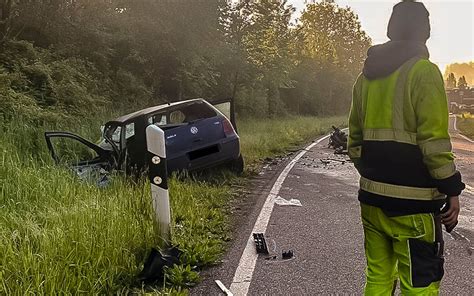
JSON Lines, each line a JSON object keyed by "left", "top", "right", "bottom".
{"left": 104, "top": 125, "right": 121, "bottom": 143}
{"left": 170, "top": 110, "right": 186, "bottom": 124}
{"left": 49, "top": 137, "right": 100, "bottom": 165}
{"left": 177, "top": 102, "right": 217, "bottom": 123}
{"left": 111, "top": 126, "right": 121, "bottom": 142}
{"left": 125, "top": 123, "right": 135, "bottom": 139}
{"left": 213, "top": 102, "right": 231, "bottom": 119}
{"left": 149, "top": 113, "right": 167, "bottom": 126}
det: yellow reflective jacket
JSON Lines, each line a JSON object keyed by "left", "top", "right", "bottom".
{"left": 349, "top": 57, "right": 464, "bottom": 214}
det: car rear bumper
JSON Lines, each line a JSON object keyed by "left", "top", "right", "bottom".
{"left": 167, "top": 137, "right": 240, "bottom": 173}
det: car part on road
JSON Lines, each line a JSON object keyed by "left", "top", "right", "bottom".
{"left": 45, "top": 98, "right": 243, "bottom": 179}
{"left": 253, "top": 233, "right": 270, "bottom": 255}
{"left": 328, "top": 125, "right": 348, "bottom": 154}
{"left": 264, "top": 255, "right": 278, "bottom": 260}
{"left": 274, "top": 196, "right": 303, "bottom": 207}
{"left": 282, "top": 250, "right": 294, "bottom": 260}
{"left": 325, "top": 158, "right": 346, "bottom": 164}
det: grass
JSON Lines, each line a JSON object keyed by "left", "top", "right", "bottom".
{"left": 239, "top": 116, "right": 346, "bottom": 169}
{"left": 0, "top": 115, "right": 346, "bottom": 295}
{"left": 456, "top": 114, "right": 474, "bottom": 139}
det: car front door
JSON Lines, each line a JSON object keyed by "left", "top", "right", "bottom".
{"left": 44, "top": 132, "right": 117, "bottom": 172}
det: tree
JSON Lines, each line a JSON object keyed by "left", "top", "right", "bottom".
{"left": 292, "top": 1, "right": 371, "bottom": 115}
{"left": 458, "top": 75, "right": 468, "bottom": 89}
{"left": 241, "top": 0, "right": 296, "bottom": 116}
{"left": 446, "top": 73, "right": 457, "bottom": 89}
{"left": 0, "top": 0, "right": 14, "bottom": 43}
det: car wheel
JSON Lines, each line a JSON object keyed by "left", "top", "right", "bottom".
{"left": 228, "top": 154, "right": 244, "bottom": 174}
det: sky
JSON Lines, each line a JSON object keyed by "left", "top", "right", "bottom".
{"left": 288, "top": 0, "right": 474, "bottom": 73}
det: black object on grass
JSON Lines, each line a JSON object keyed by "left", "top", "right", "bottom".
{"left": 137, "top": 246, "right": 182, "bottom": 283}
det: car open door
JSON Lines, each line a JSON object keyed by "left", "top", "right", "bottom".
{"left": 210, "top": 97, "right": 238, "bottom": 133}
{"left": 44, "top": 131, "right": 117, "bottom": 172}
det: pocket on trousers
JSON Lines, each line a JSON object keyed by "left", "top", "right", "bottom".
{"left": 409, "top": 238, "right": 444, "bottom": 288}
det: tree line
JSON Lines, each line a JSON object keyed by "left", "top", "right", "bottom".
{"left": 446, "top": 73, "right": 469, "bottom": 89}
{"left": 0, "top": 0, "right": 371, "bottom": 122}
{"left": 445, "top": 62, "right": 474, "bottom": 88}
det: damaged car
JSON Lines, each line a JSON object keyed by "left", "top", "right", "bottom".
{"left": 45, "top": 99, "right": 243, "bottom": 181}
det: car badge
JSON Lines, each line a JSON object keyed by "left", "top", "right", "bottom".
{"left": 190, "top": 126, "right": 199, "bottom": 134}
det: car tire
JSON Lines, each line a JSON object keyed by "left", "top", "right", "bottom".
{"left": 228, "top": 154, "right": 244, "bottom": 174}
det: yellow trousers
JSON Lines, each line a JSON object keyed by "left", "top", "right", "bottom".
{"left": 361, "top": 203, "right": 444, "bottom": 295}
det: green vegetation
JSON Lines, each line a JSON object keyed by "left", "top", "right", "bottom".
{"left": 0, "top": 115, "right": 344, "bottom": 294}
{"left": 240, "top": 116, "right": 346, "bottom": 168}
{"left": 457, "top": 115, "right": 474, "bottom": 139}
{"left": 1, "top": 1, "right": 369, "bottom": 120}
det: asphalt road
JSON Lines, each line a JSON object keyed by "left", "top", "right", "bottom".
{"left": 192, "top": 118, "right": 474, "bottom": 295}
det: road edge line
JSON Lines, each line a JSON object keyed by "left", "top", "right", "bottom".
{"left": 229, "top": 133, "right": 332, "bottom": 296}
{"left": 453, "top": 115, "right": 474, "bottom": 143}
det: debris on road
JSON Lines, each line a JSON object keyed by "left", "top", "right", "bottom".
{"left": 253, "top": 233, "right": 270, "bottom": 255}
{"left": 282, "top": 250, "right": 294, "bottom": 260}
{"left": 328, "top": 125, "right": 348, "bottom": 154}
{"left": 274, "top": 196, "right": 303, "bottom": 207}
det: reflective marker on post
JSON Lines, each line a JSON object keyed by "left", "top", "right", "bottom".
{"left": 146, "top": 125, "right": 171, "bottom": 245}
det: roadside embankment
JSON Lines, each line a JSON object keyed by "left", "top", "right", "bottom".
{"left": 0, "top": 115, "right": 346, "bottom": 294}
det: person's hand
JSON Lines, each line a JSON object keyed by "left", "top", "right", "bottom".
{"left": 441, "top": 196, "right": 460, "bottom": 232}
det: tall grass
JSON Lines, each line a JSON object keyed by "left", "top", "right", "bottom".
{"left": 0, "top": 115, "right": 346, "bottom": 294}
{"left": 0, "top": 120, "right": 231, "bottom": 294}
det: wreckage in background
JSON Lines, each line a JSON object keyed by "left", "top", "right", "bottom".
{"left": 328, "top": 126, "right": 347, "bottom": 155}
{"left": 45, "top": 99, "right": 243, "bottom": 181}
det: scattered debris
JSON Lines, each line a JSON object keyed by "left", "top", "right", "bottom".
{"left": 274, "top": 196, "right": 302, "bottom": 207}
{"left": 215, "top": 280, "right": 233, "bottom": 296}
{"left": 326, "top": 158, "right": 346, "bottom": 164}
{"left": 328, "top": 126, "right": 348, "bottom": 154}
{"left": 282, "top": 250, "right": 294, "bottom": 260}
{"left": 265, "top": 255, "right": 278, "bottom": 260}
{"left": 253, "top": 233, "right": 270, "bottom": 255}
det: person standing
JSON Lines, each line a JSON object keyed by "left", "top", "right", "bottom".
{"left": 348, "top": 1, "right": 465, "bottom": 294}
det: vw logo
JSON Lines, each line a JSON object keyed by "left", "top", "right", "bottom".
{"left": 190, "top": 126, "right": 199, "bottom": 134}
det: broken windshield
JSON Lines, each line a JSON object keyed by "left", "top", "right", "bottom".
{"left": 104, "top": 125, "right": 122, "bottom": 143}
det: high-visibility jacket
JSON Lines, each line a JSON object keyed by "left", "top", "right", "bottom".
{"left": 348, "top": 57, "right": 465, "bottom": 214}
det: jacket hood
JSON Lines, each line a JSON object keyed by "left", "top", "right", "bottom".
{"left": 362, "top": 41, "right": 429, "bottom": 80}
{"left": 387, "top": 1, "right": 430, "bottom": 42}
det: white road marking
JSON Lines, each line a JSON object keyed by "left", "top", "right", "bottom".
{"left": 458, "top": 133, "right": 474, "bottom": 144}
{"left": 452, "top": 115, "right": 474, "bottom": 143}
{"left": 229, "top": 133, "right": 333, "bottom": 296}
{"left": 465, "top": 184, "right": 474, "bottom": 196}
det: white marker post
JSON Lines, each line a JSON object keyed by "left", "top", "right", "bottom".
{"left": 146, "top": 125, "right": 171, "bottom": 245}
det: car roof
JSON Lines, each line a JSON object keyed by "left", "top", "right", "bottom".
{"left": 108, "top": 99, "right": 205, "bottom": 124}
